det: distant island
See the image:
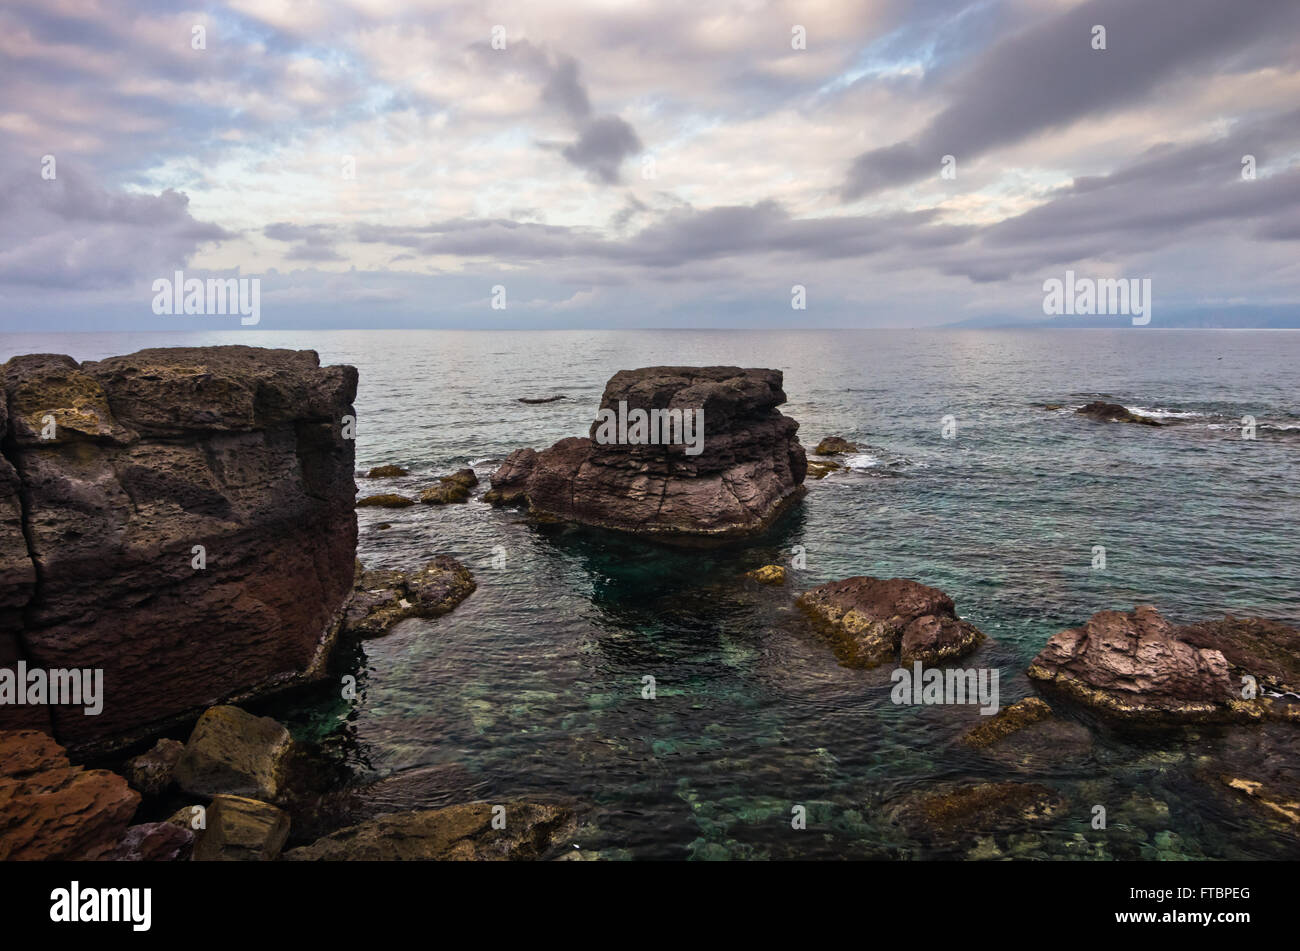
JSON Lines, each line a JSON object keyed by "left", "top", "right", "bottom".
{"left": 944, "top": 307, "right": 1300, "bottom": 329}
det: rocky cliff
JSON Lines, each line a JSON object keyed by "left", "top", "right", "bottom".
{"left": 486, "top": 366, "right": 807, "bottom": 545}
{"left": 0, "top": 346, "right": 358, "bottom": 752}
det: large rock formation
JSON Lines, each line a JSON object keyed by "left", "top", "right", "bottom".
{"left": 1025, "top": 605, "right": 1300, "bottom": 721}
{"left": 485, "top": 367, "right": 806, "bottom": 545}
{"left": 0, "top": 346, "right": 358, "bottom": 752}
{"left": 797, "top": 576, "right": 986, "bottom": 668}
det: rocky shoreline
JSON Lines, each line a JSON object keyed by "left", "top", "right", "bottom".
{"left": 1, "top": 346, "right": 1297, "bottom": 860}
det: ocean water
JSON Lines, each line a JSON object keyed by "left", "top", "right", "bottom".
{"left": 3, "top": 328, "right": 1298, "bottom": 859}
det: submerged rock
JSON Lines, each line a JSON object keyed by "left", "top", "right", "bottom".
{"left": 0, "top": 346, "right": 358, "bottom": 751}
{"left": 485, "top": 367, "right": 807, "bottom": 546}
{"left": 963, "top": 697, "right": 1054, "bottom": 748}
{"left": 1024, "top": 605, "right": 1287, "bottom": 722}
{"left": 797, "top": 576, "right": 986, "bottom": 668}
{"left": 357, "top": 493, "right": 415, "bottom": 507}
{"left": 961, "top": 697, "right": 1095, "bottom": 768}
{"left": 814, "top": 436, "right": 857, "bottom": 455}
{"left": 746, "top": 565, "right": 787, "bottom": 586}
{"left": 889, "top": 781, "right": 1064, "bottom": 841}
{"left": 804, "top": 458, "right": 843, "bottom": 479}
{"left": 518, "top": 395, "right": 567, "bottom": 404}
{"left": 342, "top": 556, "right": 476, "bottom": 638}
{"left": 173, "top": 705, "right": 297, "bottom": 802}
{"left": 0, "top": 729, "right": 140, "bottom": 860}
{"left": 282, "top": 801, "right": 575, "bottom": 860}
{"left": 1075, "top": 400, "right": 1161, "bottom": 426}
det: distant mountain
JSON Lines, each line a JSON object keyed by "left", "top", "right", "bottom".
{"left": 943, "top": 306, "right": 1300, "bottom": 329}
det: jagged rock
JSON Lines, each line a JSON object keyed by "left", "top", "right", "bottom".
{"left": 1075, "top": 401, "right": 1161, "bottom": 426}
{"left": 0, "top": 346, "right": 357, "bottom": 750}
{"left": 0, "top": 729, "right": 140, "bottom": 860}
{"left": 797, "top": 577, "right": 985, "bottom": 668}
{"left": 358, "top": 493, "right": 414, "bottom": 507}
{"left": 192, "top": 794, "right": 290, "bottom": 861}
{"left": 364, "top": 464, "right": 408, "bottom": 478}
{"left": 173, "top": 706, "right": 296, "bottom": 802}
{"left": 107, "top": 821, "right": 194, "bottom": 861}
{"left": 1027, "top": 605, "right": 1251, "bottom": 721}
{"left": 123, "top": 737, "right": 185, "bottom": 797}
{"left": 814, "top": 436, "right": 857, "bottom": 455}
{"left": 805, "top": 459, "right": 842, "bottom": 479}
{"left": 745, "top": 565, "right": 786, "bottom": 585}
{"left": 282, "top": 801, "right": 575, "bottom": 860}
{"left": 486, "top": 367, "right": 806, "bottom": 546}
{"left": 342, "top": 557, "right": 476, "bottom": 638}
{"left": 1178, "top": 616, "right": 1300, "bottom": 696}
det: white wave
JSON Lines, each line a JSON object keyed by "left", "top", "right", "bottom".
{"left": 1124, "top": 405, "right": 1205, "bottom": 420}
{"left": 841, "top": 452, "right": 882, "bottom": 469}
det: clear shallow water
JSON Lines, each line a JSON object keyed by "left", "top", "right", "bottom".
{"left": 3, "top": 329, "right": 1298, "bottom": 859}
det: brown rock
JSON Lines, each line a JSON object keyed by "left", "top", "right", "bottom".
{"left": 485, "top": 367, "right": 806, "bottom": 545}
{"left": 419, "top": 470, "right": 477, "bottom": 504}
{"left": 814, "top": 436, "right": 857, "bottom": 455}
{"left": 107, "top": 821, "right": 194, "bottom": 861}
{"left": 0, "top": 346, "right": 357, "bottom": 750}
{"left": 1027, "top": 605, "right": 1238, "bottom": 721}
{"left": 1075, "top": 401, "right": 1161, "bottom": 426}
{"left": 890, "top": 781, "right": 1064, "bottom": 840}
{"left": 191, "top": 794, "right": 290, "bottom": 861}
{"left": 282, "top": 801, "right": 575, "bottom": 860}
{"left": 358, "top": 493, "right": 415, "bottom": 507}
{"left": 0, "top": 729, "right": 140, "bottom": 860}
{"left": 797, "top": 576, "right": 986, "bottom": 668}
{"left": 364, "top": 464, "right": 408, "bottom": 478}
{"left": 342, "top": 557, "right": 476, "bottom": 638}
{"left": 123, "top": 737, "right": 185, "bottom": 797}
{"left": 173, "top": 706, "right": 296, "bottom": 802}
{"left": 745, "top": 565, "right": 786, "bottom": 585}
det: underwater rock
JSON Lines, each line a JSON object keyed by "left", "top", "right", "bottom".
{"left": 961, "top": 696, "right": 1095, "bottom": 768}
{"left": 342, "top": 557, "right": 476, "bottom": 638}
{"left": 282, "top": 801, "right": 576, "bottom": 860}
{"left": 888, "top": 781, "right": 1064, "bottom": 841}
{"left": 797, "top": 576, "right": 986, "bottom": 668}
{"left": 746, "top": 565, "right": 787, "bottom": 585}
{"left": 1075, "top": 401, "right": 1161, "bottom": 426}
{"left": 486, "top": 367, "right": 807, "bottom": 546}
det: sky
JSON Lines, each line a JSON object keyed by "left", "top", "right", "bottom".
{"left": 1, "top": 0, "right": 1298, "bottom": 331}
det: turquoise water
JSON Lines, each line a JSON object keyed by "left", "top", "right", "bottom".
{"left": 4, "top": 329, "right": 1298, "bottom": 859}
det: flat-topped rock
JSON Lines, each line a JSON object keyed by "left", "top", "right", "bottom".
{"left": 486, "top": 367, "right": 806, "bottom": 545}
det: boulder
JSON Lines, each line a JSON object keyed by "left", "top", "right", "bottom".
{"left": 805, "top": 459, "right": 842, "bottom": 479}
{"left": 0, "top": 729, "right": 140, "bottom": 860}
{"left": 419, "top": 469, "right": 477, "bottom": 504}
{"left": 123, "top": 737, "right": 185, "bottom": 798}
{"left": 342, "top": 557, "right": 476, "bottom": 638}
{"left": 485, "top": 367, "right": 806, "bottom": 546}
{"left": 0, "top": 346, "right": 357, "bottom": 751}
{"left": 1027, "top": 605, "right": 1241, "bottom": 721}
{"left": 1075, "top": 401, "right": 1161, "bottom": 426}
{"left": 797, "top": 576, "right": 985, "bottom": 668}
{"left": 107, "top": 821, "right": 194, "bottom": 861}
{"left": 813, "top": 436, "right": 857, "bottom": 455}
{"left": 364, "top": 464, "right": 408, "bottom": 478}
{"left": 173, "top": 706, "right": 296, "bottom": 802}
{"left": 358, "top": 493, "right": 414, "bottom": 507}
{"left": 191, "top": 794, "right": 290, "bottom": 861}
{"left": 282, "top": 801, "right": 575, "bottom": 860}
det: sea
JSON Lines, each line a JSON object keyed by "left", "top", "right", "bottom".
{"left": 2, "top": 328, "right": 1297, "bottom": 859}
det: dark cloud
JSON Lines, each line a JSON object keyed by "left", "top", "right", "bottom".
{"left": 842, "top": 0, "right": 1300, "bottom": 200}
{"left": 560, "top": 115, "right": 642, "bottom": 184}
{"left": 264, "top": 223, "right": 345, "bottom": 262}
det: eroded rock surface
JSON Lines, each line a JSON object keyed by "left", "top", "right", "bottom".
{"left": 342, "top": 557, "right": 476, "bottom": 638}
{"left": 797, "top": 576, "right": 986, "bottom": 668}
{"left": 486, "top": 367, "right": 806, "bottom": 545}
{"left": 0, "top": 346, "right": 358, "bottom": 751}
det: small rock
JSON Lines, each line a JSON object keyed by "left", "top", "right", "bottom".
{"left": 1075, "top": 401, "right": 1161, "bottom": 426}
{"left": 805, "top": 459, "right": 843, "bottom": 479}
{"left": 123, "top": 737, "right": 185, "bottom": 797}
{"left": 962, "top": 697, "right": 1054, "bottom": 748}
{"left": 518, "top": 395, "right": 568, "bottom": 404}
{"left": 173, "top": 705, "right": 296, "bottom": 802}
{"left": 746, "top": 565, "right": 786, "bottom": 585}
{"left": 108, "top": 821, "right": 194, "bottom": 861}
{"left": 814, "top": 436, "right": 857, "bottom": 455}
{"left": 342, "top": 556, "right": 476, "bottom": 638}
{"left": 358, "top": 493, "right": 415, "bottom": 507}
{"left": 192, "top": 795, "right": 290, "bottom": 861}
{"left": 364, "top": 464, "right": 409, "bottom": 478}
